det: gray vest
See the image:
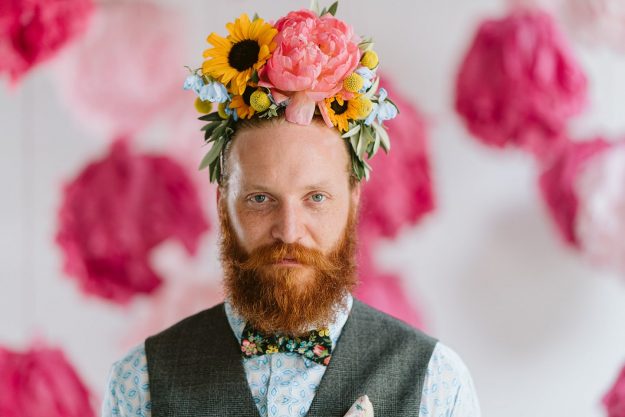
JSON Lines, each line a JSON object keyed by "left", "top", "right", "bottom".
{"left": 145, "top": 298, "right": 437, "bottom": 417}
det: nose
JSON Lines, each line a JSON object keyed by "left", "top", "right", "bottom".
{"left": 270, "top": 200, "right": 304, "bottom": 244}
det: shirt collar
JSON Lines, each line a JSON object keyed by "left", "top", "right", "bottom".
{"left": 224, "top": 292, "right": 353, "bottom": 347}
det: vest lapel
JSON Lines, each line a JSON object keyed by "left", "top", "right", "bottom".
{"left": 202, "top": 304, "right": 261, "bottom": 417}
{"left": 306, "top": 300, "right": 369, "bottom": 417}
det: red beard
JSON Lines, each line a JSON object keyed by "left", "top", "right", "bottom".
{"left": 218, "top": 201, "right": 359, "bottom": 337}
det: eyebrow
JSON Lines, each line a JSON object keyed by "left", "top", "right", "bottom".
{"left": 242, "top": 181, "right": 334, "bottom": 193}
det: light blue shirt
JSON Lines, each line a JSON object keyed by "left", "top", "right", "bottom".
{"left": 101, "top": 294, "right": 481, "bottom": 417}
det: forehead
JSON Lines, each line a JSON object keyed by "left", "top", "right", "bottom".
{"left": 228, "top": 121, "right": 350, "bottom": 192}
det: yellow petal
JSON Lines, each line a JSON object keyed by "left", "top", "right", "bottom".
{"left": 206, "top": 32, "right": 231, "bottom": 49}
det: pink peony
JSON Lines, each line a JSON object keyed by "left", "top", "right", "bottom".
{"left": 575, "top": 143, "right": 625, "bottom": 276}
{"left": 604, "top": 362, "right": 625, "bottom": 417}
{"left": 0, "top": 0, "right": 93, "bottom": 84}
{"left": 0, "top": 344, "right": 95, "bottom": 417}
{"left": 538, "top": 138, "right": 611, "bottom": 246}
{"left": 260, "top": 9, "right": 360, "bottom": 125}
{"left": 55, "top": 139, "right": 209, "bottom": 304}
{"left": 455, "top": 10, "right": 587, "bottom": 156}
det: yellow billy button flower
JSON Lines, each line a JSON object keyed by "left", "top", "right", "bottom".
{"left": 343, "top": 73, "right": 364, "bottom": 93}
{"left": 217, "top": 102, "right": 230, "bottom": 119}
{"left": 266, "top": 345, "right": 279, "bottom": 354}
{"left": 352, "top": 96, "right": 373, "bottom": 119}
{"left": 318, "top": 328, "right": 330, "bottom": 337}
{"left": 194, "top": 97, "right": 213, "bottom": 114}
{"left": 361, "top": 50, "right": 379, "bottom": 69}
{"left": 250, "top": 90, "right": 271, "bottom": 112}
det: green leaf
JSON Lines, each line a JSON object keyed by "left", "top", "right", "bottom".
{"left": 371, "top": 127, "right": 381, "bottom": 156}
{"left": 310, "top": 0, "right": 321, "bottom": 14}
{"left": 252, "top": 12, "right": 260, "bottom": 21}
{"left": 358, "top": 38, "right": 374, "bottom": 52}
{"left": 209, "top": 158, "right": 221, "bottom": 183}
{"left": 198, "top": 138, "right": 225, "bottom": 170}
{"left": 356, "top": 126, "right": 365, "bottom": 158}
{"left": 341, "top": 123, "right": 361, "bottom": 138}
{"left": 375, "top": 123, "right": 390, "bottom": 152}
{"left": 202, "top": 121, "right": 223, "bottom": 141}
{"left": 349, "top": 130, "right": 359, "bottom": 154}
{"left": 362, "top": 161, "right": 372, "bottom": 181}
{"left": 198, "top": 112, "right": 223, "bottom": 122}
{"left": 327, "top": 1, "right": 338, "bottom": 16}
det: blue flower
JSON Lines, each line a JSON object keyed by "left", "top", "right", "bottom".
{"left": 199, "top": 81, "right": 229, "bottom": 103}
{"left": 364, "top": 88, "right": 398, "bottom": 125}
{"left": 183, "top": 74, "right": 203, "bottom": 94}
{"left": 364, "top": 102, "right": 379, "bottom": 126}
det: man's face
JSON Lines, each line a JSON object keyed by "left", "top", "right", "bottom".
{"left": 217, "top": 120, "right": 361, "bottom": 336}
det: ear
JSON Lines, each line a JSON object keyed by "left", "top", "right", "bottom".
{"left": 350, "top": 181, "right": 361, "bottom": 209}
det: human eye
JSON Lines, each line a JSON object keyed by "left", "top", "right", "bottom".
{"left": 310, "top": 193, "right": 326, "bottom": 203}
{"left": 248, "top": 194, "right": 270, "bottom": 204}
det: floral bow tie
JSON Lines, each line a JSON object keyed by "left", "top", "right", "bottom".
{"left": 240, "top": 323, "right": 333, "bottom": 366}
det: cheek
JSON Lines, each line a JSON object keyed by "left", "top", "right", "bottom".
{"left": 230, "top": 208, "right": 270, "bottom": 251}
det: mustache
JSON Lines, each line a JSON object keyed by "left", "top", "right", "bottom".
{"left": 236, "top": 241, "right": 338, "bottom": 272}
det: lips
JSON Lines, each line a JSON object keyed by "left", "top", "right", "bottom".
{"left": 275, "top": 257, "right": 300, "bottom": 265}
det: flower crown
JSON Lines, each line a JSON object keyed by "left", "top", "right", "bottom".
{"left": 184, "top": 1, "right": 399, "bottom": 183}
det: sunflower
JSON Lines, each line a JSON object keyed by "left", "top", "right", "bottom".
{"left": 230, "top": 85, "right": 258, "bottom": 119}
{"left": 324, "top": 95, "right": 373, "bottom": 132}
{"left": 202, "top": 14, "right": 277, "bottom": 96}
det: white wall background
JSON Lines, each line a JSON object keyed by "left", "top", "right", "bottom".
{"left": 1, "top": 1, "right": 625, "bottom": 416}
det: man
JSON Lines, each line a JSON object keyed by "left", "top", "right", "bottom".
{"left": 103, "top": 5, "right": 481, "bottom": 417}
{"left": 102, "top": 117, "right": 481, "bottom": 417}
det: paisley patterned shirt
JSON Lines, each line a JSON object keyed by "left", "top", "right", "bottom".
{"left": 101, "top": 294, "right": 481, "bottom": 417}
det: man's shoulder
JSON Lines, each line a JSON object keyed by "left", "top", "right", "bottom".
{"left": 350, "top": 298, "right": 438, "bottom": 345}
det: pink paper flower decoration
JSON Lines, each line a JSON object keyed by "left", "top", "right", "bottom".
{"left": 51, "top": 0, "right": 185, "bottom": 137}
{"left": 123, "top": 278, "right": 222, "bottom": 349}
{"left": 260, "top": 9, "right": 361, "bottom": 125}
{"left": 538, "top": 138, "right": 611, "bottom": 246}
{"left": 55, "top": 139, "right": 209, "bottom": 304}
{"left": 356, "top": 240, "right": 425, "bottom": 330}
{"left": 0, "top": 344, "right": 95, "bottom": 417}
{"left": 604, "top": 362, "right": 625, "bottom": 417}
{"left": 455, "top": 9, "right": 588, "bottom": 156}
{"left": 353, "top": 77, "right": 432, "bottom": 328}
{"left": 0, "top": 0, "right": 93, "bottom": 84}
{"left": 563, "top": 0, "right": 625, "bottom": 52}
{"left": 358, "top": 76, "right": 435, "bottom": 241}
{"left": 575, "top": 143, "right": 625, "bottom": 275}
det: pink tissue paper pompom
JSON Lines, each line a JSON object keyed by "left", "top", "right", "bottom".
{"left": 51, "top": 0, "right": 185, "bottom": 137}
{"left": 575, "top": 142, "right": 625, "bottom": 276}
{"left": 0, "top": 0, "right": 93, "bottom": 84}
{"left": 260, "top": 9, "right": 361, "bottom": 125}
{"left": 538, "top": 138, "right": 611, "bottom": 247}
{"left": 359, "top": 76, "right": 435, "bottom": 241}
{"left": 123, "top": 278, "right": 222, "bottom": 349}
{"left": 0, "top": 344, "right": 95, "bottom": 417}
{"left": 563, "top": 0, "right": 625, "bottom": 51}
{"left": 604, "top": 362, "right": 625, "bottom": 417}
{"left": 455, "top": 9, "right": 587, "bottom": 156}
{"left": 55, "top": 139, "right": 209, "bottom": 304}
{"left": 356, "top": 240, "right": 425, "bottom": 330}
